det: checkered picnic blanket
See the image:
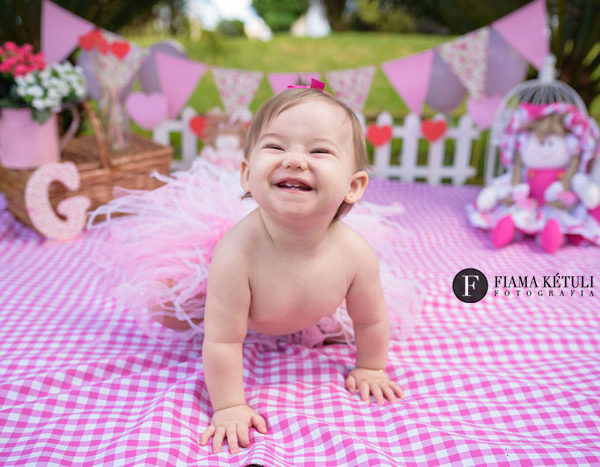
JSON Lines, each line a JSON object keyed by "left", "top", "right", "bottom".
{"left": 1, "top": 180, "right": 599, "bottom": 466}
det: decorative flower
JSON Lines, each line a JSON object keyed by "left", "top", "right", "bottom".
{"left": 1, "top": 41, "right": 86, "bottom": 124}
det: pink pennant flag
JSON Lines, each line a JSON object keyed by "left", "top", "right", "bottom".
{"left": 41, "top": 0, "right": 95, "bottom": 64}
{"left": 155, "top": 52, "right": 207, "bottom": 118}
{"left": 381, "top": 50, "right": 433, "bottom": 115}
{"left": 211, "top": 67, "right": 263, "bottom": 114}
{"left": 267, "top": 72, "right": 321, "bottom": 94}
{"left": 325, "top": 66, "right": 375, "bottom": 112}
{"left": 467, "top": 95, "right": 503, "bottom": 130}
{"left": 492, "top": 0, "right": 549, "bottom": 69}
{"left": 438, "top": 28, "right": 490, "bottom": 98}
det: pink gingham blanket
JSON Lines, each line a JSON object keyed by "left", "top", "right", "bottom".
{"left": 1, "top": 180, "right": 599, "bottom": 466}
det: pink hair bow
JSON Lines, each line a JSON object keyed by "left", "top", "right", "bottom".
{"left": 287, "top": 78, "right": 329, "bottom": 94}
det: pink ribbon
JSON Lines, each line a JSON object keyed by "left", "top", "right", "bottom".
{"left": 287, "top": 78, "right": 329, "bottom": 95}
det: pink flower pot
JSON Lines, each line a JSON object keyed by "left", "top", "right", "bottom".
{"left": 0, "top": 106, "right": 79, "bottom": 169}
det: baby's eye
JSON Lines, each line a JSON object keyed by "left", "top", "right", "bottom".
{"left": 265, "top": 144, "right": 283, "bottom": 151}
{"left": 311, "top": 148, "right": 331, "bottom": 154}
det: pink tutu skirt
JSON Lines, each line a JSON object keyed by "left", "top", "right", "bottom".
{"left": 88, "top": 159, "right": 422, "bottom": 347}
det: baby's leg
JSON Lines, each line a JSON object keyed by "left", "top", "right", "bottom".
{"left": 150, "top": 279, "right": 204, "bottom": 331}
{"left": 323, "top": 332, "right": 348, "bottom": 345}
{"left": 153, "top": 310, "right": 203, "bottom": 331}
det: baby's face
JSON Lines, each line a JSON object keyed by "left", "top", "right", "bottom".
{"left": 241, "top": 99, "right": 365, "bottom": 221}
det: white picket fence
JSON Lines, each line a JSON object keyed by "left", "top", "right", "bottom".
{"left": 370, "top": 112, "right": 479, "bottom": 185}
{"left": 152, "top": 109, "right": 482, "bottom": 185}
{"left": 152, "top": 107, "right": 199, "bottom": 171}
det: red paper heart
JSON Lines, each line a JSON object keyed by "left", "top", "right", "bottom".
{"left": 421, "top": 119, "right": 447, "bottom": 142}
{"left": 78, "top": 32, "right": 96, "bottom": 51}
{"left": 110, "top": 41, "right": 130, "bottom": 60}
{"left": 189, "top": 116, "right": 207, "bottom": 139}
{"left": 366, "top": 124, "right": 393, "bottom": 147}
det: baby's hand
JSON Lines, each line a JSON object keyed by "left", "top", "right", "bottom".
{"left": 345, "top": 367, "right": 405, "bottom": 404}
{"left": 199, "top": 404, "right": 267, "bottom": 454}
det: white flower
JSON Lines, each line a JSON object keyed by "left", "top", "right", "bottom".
{"left": 32, "top": 98, "right": 46, "bottom": 110}
{"left": 47, "top": 88, "right": 60, "bottom": 100}
{"left": 28, "top": 85, "right": 45, "bottom": 98}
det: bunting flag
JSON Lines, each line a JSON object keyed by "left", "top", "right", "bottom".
{"left": 381, "top": 50, "right": 433, "bottom": 115}
{"left": 211, "top": 67, "right": 263, "bottom": 114}
{"left": 41, "top": 0, "right": 94, "bottom": 64}
{"left": 138, "top": 42, "right": 188, "bottom": 94}
{"left": 267, "top": 72, "right": 321, "bottom": 94}
{"left": 438, "top": 27, "right": 490, "bottom": 98}
{"left": 39, "top": 0, "right": 549, "bottom": 130}
{"left": 155, "top": 53, "right": 207, "bottom": 118}
{"left": 484, "top": 28, "right": 528, "bottom": 97}
{"left": 325, "top": 66, "right": 375, "bottom": 112}
{"left": 425, "top": 52, "right": 467, "bottom": 113}
{"left": 492, "top": 0, "right": 549, "bottom": 69}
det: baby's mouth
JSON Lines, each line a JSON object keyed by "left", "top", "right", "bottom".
{"left": 275, "top": 179, "right": 313, "bottom": 191}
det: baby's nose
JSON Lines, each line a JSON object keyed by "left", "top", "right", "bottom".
{"left": 282, "top": 154, "right": 308, "bottom": 170}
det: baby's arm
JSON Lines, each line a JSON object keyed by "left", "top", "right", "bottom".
{"left": 345, "top": 241, "right": 404, "bottom": 404}
{"left": 199, "top": 237, "right": 267, "bottom": 453}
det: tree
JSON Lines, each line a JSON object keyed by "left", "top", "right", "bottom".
{"left": 320, "top": 0, "right": 350, "bottom": 30}
{"left": 251, "top": 0, "right": 309, "bottom": 32}
{"left": 548, "top": 0, "right": 600, "bottom": 106}
{"left": 0, "top": 0, "right": 189, "bottom": 49}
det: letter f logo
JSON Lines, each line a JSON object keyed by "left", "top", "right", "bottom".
{"left": 463, "top": 275, "right": 479, "bottom": 296}
{"left": 453, "top": 268, "right": 488, "bottom": 303}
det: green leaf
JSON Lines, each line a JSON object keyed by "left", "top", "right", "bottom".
{"left": 31, "top": 108, "right": 51, "bottom": 124}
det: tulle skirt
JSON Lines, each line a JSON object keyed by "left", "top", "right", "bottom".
{"left": 88, "top": 159, "right": 422, "bottom": 348}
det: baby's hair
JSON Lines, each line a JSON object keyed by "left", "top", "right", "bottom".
{"left": 242, "top": 88, "right": 369, "bottom": 220}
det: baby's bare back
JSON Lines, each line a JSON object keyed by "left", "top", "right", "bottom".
{"left": 235, "top": 210, "right": 359, "bottom": 335}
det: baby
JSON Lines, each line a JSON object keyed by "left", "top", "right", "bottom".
{"left": 89, "top": 81, "right": 416, "bottom": 456}
{"left": 198, "top": 86, "right": 405, "bottom": 453}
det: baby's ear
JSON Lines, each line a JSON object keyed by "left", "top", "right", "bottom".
{"left": 240, "top": 158, "right": 250, "bottom": 191}
{"left": 345, "top": 170, "right": 369, "bottom": 204}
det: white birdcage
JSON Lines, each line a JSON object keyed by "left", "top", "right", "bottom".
{"left": 484, "top": 54, "right": 599, "bottom": 184}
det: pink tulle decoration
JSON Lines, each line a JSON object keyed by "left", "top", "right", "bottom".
{"left": 88, "top": 159, "right": 422, "bottom": 346}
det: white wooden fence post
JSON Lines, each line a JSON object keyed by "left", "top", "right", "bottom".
{"left": 426, "top": 114, "right": 445, "bottom": 185}
{"left": 153, "top": 106, "right": 198, "bottom": 172}
{"left": 450, "top": 114, "right": 478, "bottom": 185}
{"left": 176, "top": 107, "right": 198, "bottom": 171}
{"left": 398, "top": 113, "right": 420, "bottom": 182}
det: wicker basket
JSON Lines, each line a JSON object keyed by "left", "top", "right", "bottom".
{"left": 0, "top": 102, "right": 172, "bottom": 231}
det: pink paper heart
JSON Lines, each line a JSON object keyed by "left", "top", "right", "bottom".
{"left": 125, "top": 92, "right": 168, "bottom": 130}
{"left": 467, "top": 95, "right": 503, "bottom": 130}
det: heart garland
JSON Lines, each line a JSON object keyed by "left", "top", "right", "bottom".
{"left": 189, "top": 115, "right": 207, "bottom": 140}
{"left": 421, "top": 119, "right": 447, "bottom": 142}
{"left": 366, "top": 124, "right": 393, "bottom": 147}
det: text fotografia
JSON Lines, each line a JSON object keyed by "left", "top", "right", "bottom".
{"left": 494, "top": 274, "right": 595, "bottom": 297}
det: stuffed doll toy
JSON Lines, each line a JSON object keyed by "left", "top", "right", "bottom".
{"left": 468, "top": 103, "right": 600, "bottom": 252}
{"left": 198, "top": 108, "right": 251, "bottom": 172}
